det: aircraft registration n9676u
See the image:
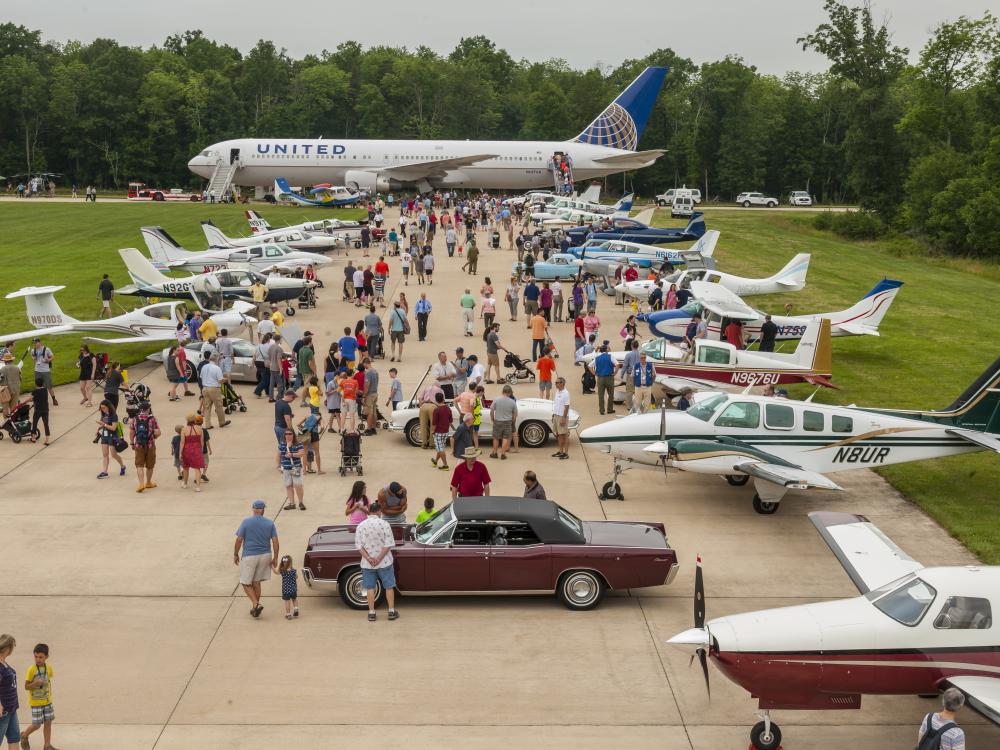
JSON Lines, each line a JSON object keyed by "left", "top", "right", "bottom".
{"left": 579, "top": 356, "right": 1000, "bottom": 512}
{"left": 667, "top": 513, "right": 1000, "bottom": 750}
{"left": 187, "top": 67, "right": 670, "bottom": 192}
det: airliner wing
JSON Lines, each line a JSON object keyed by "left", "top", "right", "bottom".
{"left": 808, "top": 511, "right": 924, "bottom": 594}
{"left": 736, "top": 462, "right": 843, "bottom": 492}
{"left": 942, "top": 676, "right": 1000, "bottom": 725}
{"left": 592, "top": 149, "right": 666, "bottom": 168}
{"left": 945, "top": 428, "right": 1000, "bottom": 454}
{"left": 384, "top": 153, "right": 499, "bottom": 180}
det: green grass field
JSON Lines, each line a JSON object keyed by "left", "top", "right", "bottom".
{"left": 1, "top": 201, "right": 998, "bottom": 561}
{"left": 0, "top": 201, "right": 363, "bottom": 385}
{"left": 651, "top": 208, "right": 1000, "bottom": 563}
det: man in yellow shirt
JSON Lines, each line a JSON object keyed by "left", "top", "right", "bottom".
{"left": 250, "top": 279, "right": 268, "bottom": 319}
{"left": 269, "top": 304, "right": 284, "bottom": 328}
{"left": 21, "top": 643, "right": 56, "bottom": 750}
{"left": 197, "top": 315, "right": 219, "bottom": 342}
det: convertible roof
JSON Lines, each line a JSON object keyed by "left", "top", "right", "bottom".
{"left": 453, "top": 497, "right": 584, "bottom": 544}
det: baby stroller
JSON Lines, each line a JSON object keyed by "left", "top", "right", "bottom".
{"left": 503, "top": 352, "right": 536, "bottom": 384}
{"left": 92, "top": 352, "right": 109, "bottom": 391}
{"left": 222, "top": 381, "right": 247, "bottom": 414}
{"left": 298, "top": 286, "right": 317, "bottom": 310}
{"left": 0, "top": 401, "right": 39, "bottom": 443}
{"left": 491, "top": 230, "right": 501, "bottom": 249}
{"left": 120, "top": 383, "right": 151, "bottom": 425}
{"left": 367, "top": 331, "right": 385, "bottom": 360}
{"left": 338, "top": 431, "right": 363, "bottom": 476}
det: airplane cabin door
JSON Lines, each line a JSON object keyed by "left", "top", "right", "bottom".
{"left": 230, "top": 148, "right": 240, "bottom": 165}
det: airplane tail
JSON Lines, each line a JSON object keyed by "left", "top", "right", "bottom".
{"left": 794, "top": 318, "right": 832, "bottom": 372}
{"left": 831, "top": 279, "right": 903, "bottom": 333}
{"left": 579, "top": 183, "right": 601, "bottom": 203}
{"left": 767, "top": 253, "right": 811, "bottom": 290}
{"left": 612, "top": 193, "right": 634, "bottom": 214}
{"left": 632, "top": 207, "right": 655, "bottom": 226}
{"left": 573, "top": 66, "right": 669, "bottom": 151}
{"left": 119, "top": 248, "right": 172, "bottom": 287}
{"left": 684, "top": 212, "right": 706, "bottom": 239}
{"left": 5, "top": 286, "right": 79, "bottom": 327}
{"left": 274, "top": 178, "right": 309, "bottom": 205}
{"left": 245, "top": 209, "right": 272, "bottom": 234}
{"left": 141, "top": 226, "right": 190, "bottom": 264}
{"left": 201, "top": 220, "right": 234, "bottom": 247}
{"left": 688, "top": 230, "right": 719, "bottom": 259}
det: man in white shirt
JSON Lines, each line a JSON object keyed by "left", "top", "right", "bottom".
{"left": 432, "top": 351, "right": 457, "bottom": 399}
{"left": 256, "top": 311, "right": 276, "bottom": 343}
{"left": 352, "top": 268, "right": 366, "bottom": 306}
{"left": 551, "top": 376, "right": 570, "bottom": 460}
{"left": 216, "top": 329, "right": 235, "bottom": 375}
{"left": 354, "top": 502, "right": 399, "bottom": 621}
{"left": 468, "top": 355, "right": 485, "bottom": 388}
{"left": 199, "top": 353, "right": 230, "bottom": 429}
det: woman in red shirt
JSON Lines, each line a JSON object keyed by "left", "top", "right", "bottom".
{"left": 574, "top": 314, "right": 586, "bottom": 352}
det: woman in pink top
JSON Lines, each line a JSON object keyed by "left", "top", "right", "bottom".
{"left": 345, "top": 480, "right": 370, "bottom": 524}
{"left": 666, "top": 283, "right": 678, "bottom": 310}
{"left": 583, "top": 311, "right": 601, "bottom": 340}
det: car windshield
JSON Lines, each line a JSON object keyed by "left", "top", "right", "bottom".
{"left": 556, "top": 505, "right": 583, "bottom": 536}
{"left": 415, "top": 505, "right": 455, "bottom": 544}
{"left": 686, "top": 393, "right": 728, "bottom": 422}
{"left": 869, "top": 575, "right": 937, "bottom": 626}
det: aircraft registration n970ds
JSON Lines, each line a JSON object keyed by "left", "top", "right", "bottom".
{"left": 579, "top": 356, "right": 1000, "bottom": 512}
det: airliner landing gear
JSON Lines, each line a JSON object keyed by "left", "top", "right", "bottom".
{"left": 600, "top": 459, "right": 626, "bottom": 501}
{"left": 749, "top": 711, "right": 782, "bottom": 750}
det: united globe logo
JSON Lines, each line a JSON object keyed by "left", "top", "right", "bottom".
{"left": 576, "top": 103, "right": 638, "bottom": 151}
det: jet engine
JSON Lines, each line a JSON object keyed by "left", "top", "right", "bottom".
{"left": 344, "top": 170, "right": 400, "bottom": 194}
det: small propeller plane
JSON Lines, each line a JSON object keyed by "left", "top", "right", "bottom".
{"left": 565, "top": 210, "right": 705, "bottom": 247}
{"left": 244, "top": 210, "right": 366, "bottom": 242}
{"left": 616, "top": 251, "right": 811, "bottom": 301}
{"left": 274, "top": 177, "right": 363, "bottom": 207}
{"left": 638, "top": 277, "right": 903, "bottom": 343}
{"left": 117, "top": 248, "right": 315, "bottom": 314}
{"left": 141, "top": 227, "right": 332, "bottom": 275}
{"left": 201, "top": 219, "right": 338, "bottom": 253}
{"left": 668, "top": 513, "right": 1000, "bottom": 750}
{"left": 0, "top": 286, "right": 254, "bottom": 345}
{"left": 579, "top": 356, "right": 1000, "bottom": 510}
{"left": 531, "top": 193, "right": 634, "bottom": 225}
{"left": 572, "top": 231, "right": 720, "bottom": 278}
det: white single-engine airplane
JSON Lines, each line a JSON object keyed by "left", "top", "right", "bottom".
{"left": 616, "top": 252, "right": 811, "bottom": 301}
{"left": 117, "top": 248, "right": 314, "bottom": 315}
{"left": 0, "top": 286, "right": 254, "bottom": 345}
{"left": 245, "top": 210, "right": 366, "bottom": 244}
{"left": 579, "top": 355, "right": 1000, "bottom": 511}
{"left": 639, "top": 278, "right": 903, "bottom": 342}
{"left": 141, "top": 227, "right": 332, "bottom": 275}
{"left": 531, "top": 193, "right": 633, "bottom": 224}
{"left": 668, "top": 513, "right": 1000, "bottom": 750}
{"left": 574, "top": 229, "right": 719, "bottom": 279}
{"left": 201, "top": 220, "right": 337, "bottom": 253}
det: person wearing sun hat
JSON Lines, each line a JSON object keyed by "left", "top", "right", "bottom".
{"left": 234, "top": 500, "right": 279, "bottom": 619}
{"left": 450, "top": 446, "right": 491, "bottom": 500}
{"left": 0, "top": 350, "right": 20, "bottom": 417}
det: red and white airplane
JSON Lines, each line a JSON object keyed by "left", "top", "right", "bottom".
{"left": 669, "top": 513, "right": 1000, "bottom": 750}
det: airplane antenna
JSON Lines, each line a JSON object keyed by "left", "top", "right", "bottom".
{"left": 804, "top": 386, "right": 822, "bottom": 403}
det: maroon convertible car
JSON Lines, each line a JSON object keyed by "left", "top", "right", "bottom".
{"left": 303, "top": 497, "right": 679, "bottom": 610}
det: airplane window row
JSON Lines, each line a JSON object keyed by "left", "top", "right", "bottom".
{"left": 715, "top": 402, "right": 853, "bottom": 433}
{"left": 250, "top": 154, "right": 372, "bottom": 160}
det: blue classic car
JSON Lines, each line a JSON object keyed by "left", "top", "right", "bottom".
{"left": 512, "top": 253, "right": 584, "bottom": 280}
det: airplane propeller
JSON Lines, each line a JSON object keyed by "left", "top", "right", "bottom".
{"left": 693, "top": 554, "right": 710, "bottom": 697}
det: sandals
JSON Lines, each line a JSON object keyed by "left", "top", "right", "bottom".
{"left": 298, "top": 503, "right": 307, "bottom": 510}
{"left": 283, "top": 504, "right": 296, "bottom": 510}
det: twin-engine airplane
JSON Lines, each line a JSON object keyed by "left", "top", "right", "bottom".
{"left": 566, "top": 211, "right": 705, "bottom": 247}
{"left": 616, "top": 252, "right": 811, "bottom": 300}
{"left": 244, "top": 210, "right": 366, "bottom": 243}
{"left": 0, "top": 286, "right": 254, "bottom": 345}
{"left": 579, "top": 356, "right": 1000, "bottom": 510}
{"left": 573, "top": 230, "right": 719, "bottom": 278}
{"left": 531, "top": 193, "right": 634, "bottom": 226}
{"left": 274, "top": 178, "right": 362, "bottom": 207}
{"left": 141, "top": 227, "right": 332, "bottom": 275}
{"left": 639, "top": 278, "right": 903, "bottom": 342}
{"left": 117, "top": 248, "right": 314, "bottom": 314}
{"left": 668, "top": 513, "right": 1000, "bottom": 750}
{"left": 201, "top": 219, "right": 337, "bottom": 253}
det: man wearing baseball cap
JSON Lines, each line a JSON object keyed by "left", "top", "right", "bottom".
{"left": 234, "top": 500, "right": 279, "bottom": 618}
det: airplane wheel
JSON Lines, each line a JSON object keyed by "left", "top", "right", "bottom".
{"left": 285, "top": 307, "right": 295, "bottom": 317}
{"left": 601, "top": 481, "right": 624, "bottom": 501}
{"left": 726, "top": 474, "right": 749, "bottom": 487}
{"left": 749, "top": 720, "right": 781, "bottom": 750}
{"left": 752, "top": 494, "right": 780, "bottom": 515}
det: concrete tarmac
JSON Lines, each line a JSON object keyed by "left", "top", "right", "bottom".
{"left": 2, "top": 205, "right": 995, "bottom": 749}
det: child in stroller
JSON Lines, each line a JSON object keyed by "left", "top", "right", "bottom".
{"left": 502, "top": 352, "right": 536, "bottom": 384}
{"left": 120, "top": 383, "right": 152, "bottom": 425}
{"left": 0, "top": 400, "right": 39, "bottom": 443}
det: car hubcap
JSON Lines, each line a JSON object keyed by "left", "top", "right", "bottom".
{"left": 349, "top": 573, "right": 378, "bottom": 605}
{"left": 522, "top": 423, "right": 546, "bottom": 446}
{"left": 567, "top": 574, "right": 596, "bottom": 604}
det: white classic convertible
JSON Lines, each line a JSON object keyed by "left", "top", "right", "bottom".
{"left": 389, "top": 366, "right": 582, "bottom": 448}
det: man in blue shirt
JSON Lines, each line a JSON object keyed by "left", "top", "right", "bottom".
{"left": 234, "top": 499, "right": 279, "bottom": 619}
{"left": 621, "top": 339, "right": 641, "bottom": 412}
{"left": 683, "top": 315, "right": 701, "bottom": 361}
{"left": 632, "top": 352, "right": 656, "bottom": 414}
{"left": 675, "top": 284, "right": 693, "bottom": 308}
{"left": 585, "top": 279, "right": 599, "bottom": 312}
{"left": 592, "top": 345, "right": 619, "bottom": 415}
{"left": 523, "top": 280, "right": 540, "bottom": 320}
{"left": 415, "top": 293, "right": 432, "bottom": 341}
{"left": 388, "top": 301, "right": 408, "bottom": 362}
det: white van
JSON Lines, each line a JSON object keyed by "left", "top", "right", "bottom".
{"left": 671, "top": 188, "right": 695, "bottom": 218}
{"left": 656, "top": 187, "right": 702, "bottom": 207}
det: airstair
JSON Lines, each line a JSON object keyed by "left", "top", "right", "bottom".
{"left": 205, "top": 159, "right": 239, "bottom": 201}
{"left": 551, "top": 152, "right": 575, "bottom": 195}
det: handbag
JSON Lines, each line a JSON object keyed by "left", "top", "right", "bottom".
{"left": 396, "top": 309, "right": 411, "bottom": 335}
{"left": 0, "top": 385, "right": 10, "bottom": 403}
{"left": 113, "top": 436, "right": 129, "bottom": 453}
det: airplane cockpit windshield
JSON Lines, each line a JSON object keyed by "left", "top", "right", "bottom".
{"left": 264, "top": 245, "right": 288, "bottom": 258}
{"left": 867, "top": 574, "right": 937, "bottom": 626}
{"left": 145, "top": 303, "right": 179, "bottom": 321}
{"left": 686, "top": 393, "right": 727, "bottom": 422}
{"left": 614, "top": 219, "right": 642, "bottom": 229}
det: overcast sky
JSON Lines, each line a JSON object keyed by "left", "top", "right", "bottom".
{"left": 7, "top": 1, "right": 993, "bottom": 75}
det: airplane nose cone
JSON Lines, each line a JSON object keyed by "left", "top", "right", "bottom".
{"left": 666, "top": 627, "right": 710, "bottom": 651}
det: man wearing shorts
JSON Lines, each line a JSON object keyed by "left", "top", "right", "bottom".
{"left": 430, "top": 392, "right": 453, "bottom": 470}
{"left": 234, "top": 499, "right": 279, "bottom": 618}
{"left": 536, "top": 347, "right": 557, "bottom": 398}
{"left": 551, "top": 377, "right": 570, "bottom": 459}
{"left": 130, "top": 401, "right": 160, "bottom": 493}
{"left": 30, "top": 338, "right": 57, "bottom": 406}
{"left": 354, "top": 502, "right": 399, "bottom": 621}
{"left": 388, "top": 302, "right": 407, "bottom": 362}
{"left": 362, "top": 358, "right": 379, "bottom": 435}
{"left": 98, "top": 273, "right": 114, "bottom": 317}
{"left": 489, "top": 384, "right": 517, "bottom": 459}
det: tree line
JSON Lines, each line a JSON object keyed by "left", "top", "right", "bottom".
{"left": 0, "top": 1, "right": 997, "bottom": 256}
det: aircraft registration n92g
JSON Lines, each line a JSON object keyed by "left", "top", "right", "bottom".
{"left": 579, "top": 356, "right": 1000, "bottom": 511}
{"left": 667, "top": 513, "right": 1000, "bottom": 750}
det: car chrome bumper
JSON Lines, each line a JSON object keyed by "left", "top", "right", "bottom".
{"left": 665, "top": 562, "right": 680, "bottom": 585}
{"left": 387, "top": 423, "right": 404, "bottom": 432}
{"left": 302, "top": 567, "right": 338, "bottom": 590}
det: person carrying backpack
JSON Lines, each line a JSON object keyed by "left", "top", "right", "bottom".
{"left": 917, "top": 688, "right": 966, "bottom": 750}
{"left": 129, "top": 400, "right": 161, "bottom": 493}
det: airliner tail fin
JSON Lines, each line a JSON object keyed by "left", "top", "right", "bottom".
{"left": 574, "top": 66, "right": 669, "bottom": 151}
